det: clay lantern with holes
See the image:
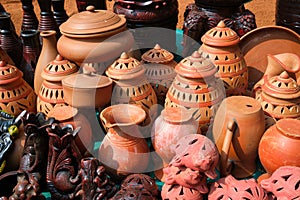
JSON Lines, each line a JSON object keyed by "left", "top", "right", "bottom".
{"left": 165, "top": 51, "right": 225, "bottom": 134}
{"left": 0, "top": 61, "right": 36, "bottom": 115}
{"left": 198, "top": 20, "right": 248, "bottom": 96}
{"left": 142, "top": 44, "right": 177, "bottom": 106}
{"left": 37, "top": 55, "right": 79, "bottom": 116}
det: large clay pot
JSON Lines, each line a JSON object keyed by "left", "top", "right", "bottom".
{"left": 165, "top": 51, "right": 225, "bottom": 134}
{"left": 258, "top": 118, "right": 300, "bottom": 180}
{"left": 209, "top": 95, "right": 265, "bottom": 178}
{"left": 198, "top": 20, "right": 248, "bottom": 96}
{"left": 98, "top": 104, "right": 150, "bottom": 181}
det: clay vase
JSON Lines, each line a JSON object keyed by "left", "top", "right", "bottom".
{"left": 51, "top": 0, "right": 69, "bottom": 28}
{"left": 34, "top": 30, "right": 58, "bottom": 94}
{"left": 98, "top": 104, "right": 150, "bottom": 181}
{"left": 0, "top": 61, "right": 36, "bottom": 115}
{"left": 37, "top": 54, "right": 79, "bottom": 115}
{"left": 209, "top": 95, "right": 265, "bottom": 178}
{"left": 142, "top": 44, "right": 177, "bottom": 106}
{"left": 198, "top": 20, "right": 248, "bottom": 96}
{"left": 21, "top": 0, "right": 39, "bottom": 30}
{"left": 37, "top": 0, "right": 59, "bottom": 36}
{"left": 47, "top": 105, "right": 93, "bottom": 157}
{"left": 165, "top": 51, "right": 225, "bottom": 134}
{"left": 258, "top": 118, "right": 300, "bottom": 181}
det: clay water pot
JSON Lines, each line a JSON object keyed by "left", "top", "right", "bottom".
{"left": 209, "top": 95, "right": 265, "bottom": 178}
{"left": 258, "top": 118, "right": 300, "bottom": 180}
{"left": 98, "top": 104, "right": 150, "bottom": 181}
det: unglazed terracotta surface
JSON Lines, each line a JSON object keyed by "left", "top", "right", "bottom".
{"left": 161, "top": 184, "right": 203, "bottom": 200}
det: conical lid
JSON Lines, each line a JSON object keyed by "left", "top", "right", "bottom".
{"left": 141, "top": 44, "right": 174, "bottom": 63}
{"left": 0, "top": 61, "right": 23, "bottom": 85}
{"left": 262, "top": 71, "right": 300, "bottom": 99}
{"left": 60, "top": 5, "right": 126, "bottom": 37}
{"left": 201, "top": 20, "right": 240, "bottom": 46}
{"left": 106, "top": 52, "right": 145, "bottom": 80}
{"left": 42, "top": 54, "right": 79, "bottom": 82}
{"left": 175, "top": 51, "right": 217, "bottom": 79}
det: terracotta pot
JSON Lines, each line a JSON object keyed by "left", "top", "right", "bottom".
{"left": 98, "top": 104, "right": 150, "bottom": 181}
{"left": 165, "top": 51, "right": 225, "bottom": 134}
{"left": 57, "top": 6, "right": 133, "bottom": 64}
{"left": 62, "top": 72, "right": 113, "bottom": 108}
{"left": 161, "top": 184, "right": 203, "bottom": 200}
{"left": 209, "top": 95, "right": 265, "bottom": 178}
{"left": 258, "top": 118, "right": 300, "bottom": 179}
{"left": 198, "top": 20, "right": 248, "bottom": 96}
{"left": 37, "top": 54, "right": 79, "bottom": 115}
{"left": 47, "top": 105, "right": 93, "bottom": 157}
{"left": 0, "top": 61, "right": 36, "bottom": 116}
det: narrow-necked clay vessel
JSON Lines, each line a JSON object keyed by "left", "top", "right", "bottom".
{"left": 0, "top": 61, "right": 36, "bottom": 115}
{"left": 209, "top": 95, "right": 265, "bottom": 178}
{"left": 165, "top": 51, "right": 225, "bottom": 133}
{"left": 198, "top": 20, "right": 248, "bottom": 96}
{"left": 258, "top": 118, "right": 300, "bottom": 181}
{"left": 37, "top": 54, "right": 79, "bottom": 115}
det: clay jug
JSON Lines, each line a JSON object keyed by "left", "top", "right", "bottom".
{"left": 258, "top": 118, "right": 300, "bottom": 181}
{"left": 98, "top": 104, "right": 150, "bottom": 181}
{"left": 209, "top": 95, "right": 265, "bottom": 178}
{"left": 34, "top": 30, "right": 58, "bottom": 94}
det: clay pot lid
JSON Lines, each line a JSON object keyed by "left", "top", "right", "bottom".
{"left": 0, "top": 61, "right": 23, "bottom": 85}
{"left": 226, "top": 95, "right": 262, "bottom": 115}
{"left": 47, "top": 105, "right": 78, "bottom": 121}
{"left": 141, "top": 44, "right": 174, "bottom": 63}
{"left": 60, "top": 5, "right": 126, "bottom": 37}
{"left": 262, "top": 71, "right": 300, "bottom": 99}
{"left": 106, "top": 52, "right": 145, "bottom": 80}
{"left": 161, "top": 107, "right": 193, "bottom": 123}
{"left": 42, "top": 55, "right": 79, "bottom": 82}
{"left": 201, "top": 20, "right": 240, "bottom": 47}
{"left": 276, "top": 118, "right": 300, "bottom": 138}
{"left": 175, "top": 51, "right": 217, "bottom": 78}
{"left": 62, "top": 72, "right": 112, "bottom": 89}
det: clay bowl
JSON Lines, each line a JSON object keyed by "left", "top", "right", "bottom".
{"left": 61, "top": 73, "right": 113, "bottom": 108}
{"left": 240, "top": 25, "right": 300, "bottom": 90}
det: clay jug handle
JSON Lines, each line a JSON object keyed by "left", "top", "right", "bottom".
{"left": 220, "top": 118, "right": 237, "bottom": 177}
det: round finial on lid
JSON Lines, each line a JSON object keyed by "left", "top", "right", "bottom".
{"left": 0, "top": 60, "right": 6, "bottom": 67}
{"left": 86, "top": 5, "right": 95, "bottom": 12}
{"left": 279, "top": 71, "right": 289, "bottom": 79}
{"left": 141, "top": 44, "right": 174, "bottom": 63}
{"left": 120, "top": 52, "right": 129, "bottom": 59}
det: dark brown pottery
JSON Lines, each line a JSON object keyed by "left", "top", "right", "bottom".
{"left": 52, "top": 0, "right": 69, "bottom": 28}
{"left": 21, "top": 0, "right": 39, "bottom": 30}
{"left": 276, "top": 0, "right": 300, "bottom": 34}
{"left": 37, "top": 0, "right": 59, "bottom": 37}
{"left": 76, "top": 0, "right": 106, "bottom": 12}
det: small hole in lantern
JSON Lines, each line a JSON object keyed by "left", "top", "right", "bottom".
{"left": 189, "top": 139, "right": 198, "bottom": 145}
{"left": 246, "top": 104, "right": 253, "bottom": 108}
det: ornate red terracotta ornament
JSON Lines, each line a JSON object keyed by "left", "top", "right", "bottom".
{"left": 161, "top": 184, "right": 203, "bottom": 200}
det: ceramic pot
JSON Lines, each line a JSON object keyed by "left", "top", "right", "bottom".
{"left": 34, "top": 30, "right": 58, "bottom": 94}
{"left": 57, "top": 6, "right": 133, "bottom": 65}
{"left": 209, "top": 95, "right": 265, "bottom": 178}
{"left": 47, "top": 105, "right": 93, "bottom": 157}
{"left": 37, "top": 54, "right": 79, "bottom": 115}
{"left": 276, "top": 0, "right": 300, "bottom": 34}
{"left": 198, "top": 20, "right": 248, "bottom": 96}
{"left": 0, "top": 61, "right": 36, "bottom": 115}
{"left": 37, "top": 0, "right": 59, "bottom": 35}
{"left": 161, "top": 184, "right": 203, "bottom": 200}
{"left": 62, "top": 72, "right": 113, "bottom": 108}
{"left": 165, "top": 51, "right": 225, "bottom": 134}
{"left": 258, "top": 118, "right": 300, "bottom": 180}
{"left": 21, "top": 0, "right": 39, "bottom": 30}
{"left": 98, "top": 104, "right": 150, "bottom": 181}
{"left": 52, "top": 0, "right": 69, "bottom": 28}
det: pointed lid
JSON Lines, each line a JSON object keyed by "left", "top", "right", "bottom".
{"left": 60, "top": 5, "right": 126, "bottom": 37}
{"left": 141, "top": 44, "right": 174, "bottom": 63}
{"left": 106, "top": 52, "right": 145, "bottom": 80}
{"left": 42, "top": 54, "right": 79, "bottom": 82}
{"left": 175, "top": 51, "right": 217, "bottom": 79}
{"left": 0, "top": 61, "right": 23, "bottom": 85}
{"left": 262, "top": 71, "right": 300, "bottom": 99}
{"left": 201, "top": 20, "right": 240, "bottom": 47}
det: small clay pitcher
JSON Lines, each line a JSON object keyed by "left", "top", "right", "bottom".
{"left": 209, "top": 95, "right": 265, "bottom": 178}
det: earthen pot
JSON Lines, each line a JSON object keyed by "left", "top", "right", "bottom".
{"left": 258, "top": 118, "right": 300, "bottom": 180}
{"left": 98, "top": 104, "right": 150, "bottom": 181}
{"left": 57, "top": 5, "right": 133, "bottom": 64}
{"left": 209, "top": 95, "right": 265, "bottom": 178}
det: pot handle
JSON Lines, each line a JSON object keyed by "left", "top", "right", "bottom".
{"left": 220, "top": 118, "right": 237, "bottom": 177}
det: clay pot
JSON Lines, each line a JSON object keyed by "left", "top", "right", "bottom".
{"left": 161, "top": 184, "right": 203, "bottom": 200}
{"left": 61, "top": 72, "right": 113, "bottom": 108}
{"left": 57, "top": 6, "right": 133, "bottom": 65}
{"left": 98, "top": 104, "right": 150, "bottom": 180}
{"left": 209, "top": 95, "right": 265, "bottom": 178}
{"left": 47, "top": 105, "right": 93, "bottom": 156}
{"left": 276, "top": 0, "right": 300, "bottom": 34}
{"left": 0, "top": 61, "right": 36, "bottom": 115}
{"left": 165, "top": 51, "right": 225, "bottom": 133}
{"left": 198, "top": 20, "right": 248, "bottom": 96}
{"left": 37, "top": 54, "right": 79, "bottom": 115}
{"left": 258, "top": 118, "right": 300, "bottom": 180}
